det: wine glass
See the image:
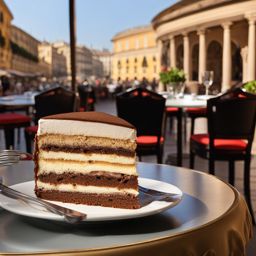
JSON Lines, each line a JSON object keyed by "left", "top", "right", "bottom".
{"left": 202, "top": 71, "right": 214, "bottom": 96}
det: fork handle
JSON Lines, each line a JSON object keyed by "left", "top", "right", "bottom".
{"left": 0, "top": 183, "right": 87, "bottom": 223}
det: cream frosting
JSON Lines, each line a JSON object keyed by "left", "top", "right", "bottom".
{"left": 36, "top": 180, "right": 138, "bottom": 196}
{"left": 38, "top": 119, "right": 136, "bottom": 140}
{"left": 38, "top": 159, "right": 137, "bottom": 176}
{"left": 39, "top": 151, "right": 136, "bottom": 165}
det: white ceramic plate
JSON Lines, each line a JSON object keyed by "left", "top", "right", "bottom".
{"left": 0, "top": 178, "right": 182, "bottom": 222}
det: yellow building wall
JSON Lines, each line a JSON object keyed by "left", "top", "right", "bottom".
{"left": 0, "top": 0, "right": 12, "bottom": 69}
{"left": 112, "top": 27, "right": 160, "bottom": 82}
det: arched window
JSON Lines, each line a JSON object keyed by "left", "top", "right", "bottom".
{"left": 134, "top": 58, "right": 137, "bottom": 63}
{"left": 192, "top": 44, "right": 199, "bottom": 80}
{"left": 142, "top": 56, "right": 148, "bottom": 68}
{"left": 176, "top": 44, "right": 183, "bottom": 70}
{"left": 207, "top": 41, "right": 222, "bottom": 86}
{"left": 232, "top": 42, "right": 242, "bottom": 81}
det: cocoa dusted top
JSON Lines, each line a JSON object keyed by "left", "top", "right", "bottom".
{"left": 43, "top": 112, "right": 135, "bottom": 129}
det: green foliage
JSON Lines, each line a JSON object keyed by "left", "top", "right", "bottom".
{"left": 159, "top": 67, "right": 186, "bottom": 85}
{"left": 243, "top": 81, "right": 256, "bottom": 94}
{"left": 10, "top": 41, "right": 38, "bottom": 62}
{"left": 0, "top": 34, "right": 5, "bottom": 48}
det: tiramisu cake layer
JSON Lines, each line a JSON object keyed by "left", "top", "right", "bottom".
{"left": 34, "top": 112, "right": 139, "bottom": 209}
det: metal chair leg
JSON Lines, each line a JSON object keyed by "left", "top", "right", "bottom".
{"left": 244, "top": 157, "right": 255, "bottom": 225}
{"left": 209, "top": 158, "right": 215, "bottom": 175}
{"left": 228, "top": 160, "right": 235, "bottom": 186}
{"left": 189, "top": 151, "right": 195, "bottom": 169}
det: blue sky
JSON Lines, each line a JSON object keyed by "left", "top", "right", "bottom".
{"left": 6, "top": 0, "right": 176, "bottom": 50}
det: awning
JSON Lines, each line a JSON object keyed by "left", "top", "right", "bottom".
{"left": 6, "top": 69, "right": 41, "bottom": 78}
{"left": 0, "top": 69, "right": 9, "bottom": 76}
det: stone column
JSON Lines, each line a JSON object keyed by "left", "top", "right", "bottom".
{"left": 183, "top": 33, "right": 190, "bottom": 80}
{"left": 169, "top": 35, "right": 176, "bottom": 68}
{"left": 198, "top": 29, "right": 206, "bottom": 83}
{"left": 246, "top": 14, "right": 256, "bottom": 81}
{"left": 222, "top": 22, "right": 232, "bottom": 91}
{"left": 241, "top": 46, "right": 248, "bottom": 83}
{"left": 157, "top": 39, "right": 164, "bottom": 91}
{"left": 157, "top": 39, "right": 163, "bottom": 70}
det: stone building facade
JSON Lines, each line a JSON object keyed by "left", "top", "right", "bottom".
{"left": 38, "top": 41, "right": 67, "bottom": 78}
{"left": 10, "top": 25, "right": 43, "bottom": 75}
{"left": 152, "top": 0, "right": 256, "bottom": 91}
{"left": 111, "top": 25, "right": 159, "bottom": 82}
{"left": 53, "top": 41, "right": 93, "bottom": 82}
{"left": 0, "top": 0, "right": 12, "bottom": 70}
{"left": 91, "top": 49, "right": 112, "bottom": 78}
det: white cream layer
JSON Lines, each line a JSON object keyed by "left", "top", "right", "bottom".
{"left": 38, "top": 119, "right": 136, "bottom": 140}
{"left": 38, "top": 159, "right": 137, "bottom": 176}
{"left": 37, "top": 180, "right": 138, "bottom": 196}
{"left": 39, "top": 151, "right": 136, "bottom": 165}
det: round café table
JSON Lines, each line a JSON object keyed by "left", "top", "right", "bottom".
{"left": 0, "top": 161, "right": 252, "bottom": 255}
{"left": 165, "top": 95, "right": 210, "bottom": 166}
{"left": 0, "top": 94, "right": 35, "bottom": 110}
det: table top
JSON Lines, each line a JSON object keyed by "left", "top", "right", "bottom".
{"left": 165, "top": 95, "right": 214, "bottom": 108}
{"left": 0, "top": 161, "right": 252, "bottom": 255}
{"left": 0, "top": 93, "right": 37, "bottom": 107}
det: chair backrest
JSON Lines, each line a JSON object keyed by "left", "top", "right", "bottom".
{"left": 34, "top": 86, "right": 76, "bottom": 124}
{"left": 78, "top": 84, "right": 96, "bottom": 109}
{"left": 207, "top": 88, "right": 256, "bottom": 150}
{"left": 116, "top": 88, "right": 166, "bottom": 137}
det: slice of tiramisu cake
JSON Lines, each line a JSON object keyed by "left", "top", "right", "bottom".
{"left": 34, "top": 112, "right": 139, "bottom": 209}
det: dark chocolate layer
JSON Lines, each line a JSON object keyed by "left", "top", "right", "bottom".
{"left": 40, "top": 145, "right": 135, "bottom": 157}
{"left": 43, "top": 112, "right": 135, "bottom": 129}
{"left": 37, "top": 172, "right": 138, "bottom": 190}
{"left": 35, "top": 190, "right": 140, "bottom": 209}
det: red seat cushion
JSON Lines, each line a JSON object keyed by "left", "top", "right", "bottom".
{"left": 186, "top": 107, "right": 207, "bottom": 114}
{"left": 88, "top": 98, "right": 94, "bottom": 104}
{"left": 137, "top": 136, "right": 164, "bottom": 145}
{"left": 166, "top": 107, "right": 179, "bottom": 113}
{"left": 25, "top": 125, "right": 38, "bottom": 134}
{"left": 0, "top": 113, "right": 31, "bottom": 124}
{"left": 191, "top": 134, "right": 247, "bottom": 150}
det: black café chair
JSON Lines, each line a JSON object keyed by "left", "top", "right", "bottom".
{"left": 116, "top": 88, "right": 166, "bottom": 163}
{"left": 189, "top": 88, "right": 256, "bottom": 224}
{"left": 78, "top": 85, "right": 96, "bottom": 111}
{"left": 25, "top": 87, "right": 76, "bottom": 153}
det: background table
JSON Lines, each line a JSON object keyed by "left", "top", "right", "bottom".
{"left": 0, "top": 161, "right": 252, "bottom": 255}
{"left": 0, "top": 94, "right": 35, "bottom": 109}
{"left": 165, "top": 95, "right": 208, "bottom": 166}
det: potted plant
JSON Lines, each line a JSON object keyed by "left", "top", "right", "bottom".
{"left": 243, "top": 80, "right": 256, "bottom": 94}
{"left": 159, "top": 67, "right": 186, "bottom": 96}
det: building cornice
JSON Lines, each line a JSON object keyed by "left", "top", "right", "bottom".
{"left": 11, "top": 25, "right": 40, "bottom": 44}
{"left": 112, "top": 47, "right": 158, "bottom": 58}
{"left": 152, "top": 0, "right": 250, "bottom": 30}
{"left": 112, "top": 25, "right": 153, "bottom": 41}
{"left": 1, "top": 0, "right": 13, "bottom": 19}
{"left": 155, "top": 1, "right": 256, "bottom": 40}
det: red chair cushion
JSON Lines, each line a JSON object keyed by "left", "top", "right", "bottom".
{"left": 137, "top": 136, "right": 164, "bottom": 145}
{"left": 186, "top": 107, "right": 207, "bottom": 114}
{"left": 0, "top": 113, "right": 31, "bottom": 124}
{"left": 166, "top": 107, "right": 179, "bottom": 113}
{"left": 25, "top": 125, "right": 38, "bottom": 134}
{"left": 88, "top": 98, "right": 94, "bottom": 104}
{"left": 191, "top": 134, "right": 247, "bottom": 150}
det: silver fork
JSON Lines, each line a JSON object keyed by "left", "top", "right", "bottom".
{"left": 0, "top": 181, "right": 87, "bottom": 224}
{"left": 139, "top": 185, "right": 179, "bottom": 198}
{"left": 139, "top": 185, "right": 182, "bottom": 206}
{"left": 0, "top": 150, "right": 32, "bottom": 166}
